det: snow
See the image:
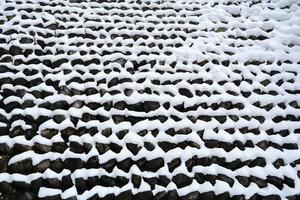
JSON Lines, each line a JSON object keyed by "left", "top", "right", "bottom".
{"left": 0, "top": 0, "right": 300, "bottom": 199}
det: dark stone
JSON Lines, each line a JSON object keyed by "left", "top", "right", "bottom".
{"left": 249, "top": 157, "right": 266, "bottom": 167}
{"left": 85, "top": 156, "right": 100, "bottom": 169}
{"left": 39, "top": 194, "right": 61, "bottom": 200}
{"left": 115, "top": 190, "right": 133, "bottom": 200}
{"left": 64, "top": 158, "right": 84, "bottom": 172}
{"left": 76, "top": 178, "right": 88, "bottom": 191}
{"left": 114, "top": 101, "right": 126, "bottom": 110}
{"left": 157, "top": 175, "right": 170, "bottom": 187}
{"left": 83, "top": 143, "right": 93, "bottom": 153}
{"left": 132, "top": 174, "right": 141, "bottom": 188}
{"left": 13, "top": 143, "right": 32, "bottom": 153}
{"left": 231, "top": 195, "right": 246, "bottom": 200}
{"left": 267, "top": 176, "right": 283, "bottom": 189}
{"left": 168, "top": 158, "right": 181, "bottom": 172}
{"left": 13, "top": 181, "right": 31, "bottom": 189}
{"left": 19, "top": 192, "right": 34, "bottom": 200}
{"left": 216, "top": 192, "right": 230, "bottom": 200}
{"left": 70, "top": 141, "right": 84, "bottom": 153}
{"left": 31, "top": 177, "right": 43, "bottom": 190}
{"left": 50, "top": 159, "right": 63, "bottom": 172}
{"left": 154, "top": 191, "right": 166, "bottom": 200}
{"left": 144, "top": 157, "right": 164, "bottom": 172}
{"left": 249, "top": 194, "right": 263, "bottom": 200}
{"left": 199, "top": 192, "right": 214, "bottom": 200}
{"left": 250, "top": 176, "right": 267, "bottom": 188}
{"left": 64, "top": 196, "right": 77, "bottom": 200}
{"left": 100, "top": 175, "right": 116, "bottom": 187}
{"left": 62, "top": 175, "right": 73, "bottom": 190}
{"left": 53, "top": 114, "right": 66, "bottom": 123}
{"left": 9, "top": 158, "right": 33, "bottom": 173}
{"left": 41, "top": 129, "right": 58, "bottom": 139}
{"left": 179, "top": 88, "right": 193, "bottom": 98}
{"left": 47, "top": 178, "right": 61, "bottom": 188}
{"left": 124, "top": 89, "right": 133, "bottom": 96}
{"left": 0, "top": 143, "right": 11, "bottom": 154}
{"left": 116, "top": 176, "right": 129, "bottom": 187}
{"left": 172, "top": 174, "right": 192, "bottom": 188}
{"left": 158, "top": 142, "right": 176, "bottom": 152}
{"left": 195, "top": 173, "right": 205, "bottom": 184}
{"left": 96, "top": 143, "right": 110, "bottom": 154}
{"left": 108, "top": 77, "right": 118, "bottom": 88}
{"left": 0, "top": 181, "right": 14, "bottom": 193}
{"left": 236, "top": 176, "right": 250, "bottom": 187}
{"left": 102, "top": 194, "right": 114, "bottom": 200}
{"left": 143, "top": 177, "right": 157, "bottom": 189}
{"left": 0, "top": 155, "right": 9, "bottom": 172}
{"left": 34, "top": 143, "right": 51, "bottom": 153}
{"left": 117, "top": 158, "right": 133, "bottom": 172}
{"left": 167, "top": 190, "right": 178, "bottom": 200}
{"left": 100, "top": 159, "right": 116, "bottom": 172}
{"left": 144, "top": 101, "right": 160, "bottom": 112}
{"left": 264, "top": 195, "right": 280, "bottom": 200}
{"left": 144, "top": 142, "right": 155, "bottom": 151}
{"left": 217, "top": 174, "right": 234, "bottom": 187}
{"left": 177, "top": 128, "right": 192, "bottom": 135}
{"left": 102, "top": 128, "right": 112, "bottom": 137}
{"left": 134, "top": 191, "right": 153, "bottom": 200}
{"left": 179, "top": 191, "right": 199, "bottom": 200}
{"left": 34, "top": 159, "right": 51, "bottom": 172}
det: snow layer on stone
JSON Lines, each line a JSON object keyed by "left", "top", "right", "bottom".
{"left": 0, "top": 0, "right": 300, "bottom": 199}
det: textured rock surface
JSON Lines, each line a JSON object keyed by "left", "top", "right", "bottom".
{"left": 0, "top": 0, "right": 300, "bottom": 199}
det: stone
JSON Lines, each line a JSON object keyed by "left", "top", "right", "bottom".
{"left": 179, "top": 191, "right": 199, "bottom": 200}
{"left": 41, "top": 129, "right": 58, "bottom": 139}
{"left": 85, "top": 156, "right": 100, "bottom": 169}
{"left": 167, "top": 158, "right": 181, "bottom": 172}
{"left": 0, "top": 181, "right": 14, "bottom": 193}
{"left": 0, "top": 143, "right": 11, "bottom": 154}
{"left": 117, "top": 158, "right": 133, "bottom": 173}
{"left": 76, "top": 178, "right": 88, "bottom": 191}
{"left": 132, "top": 174, "right": 141, "bottom": 188}
{"left": 154, "top": 191, "right": 166, "bottom": 200}
{"left": 9, "top": 158, "right": 33, "bottom": 174}
{"left": 50, "top": 159, "right": 63, "bottom": 172}
{"left": 13, "top": 143, "right": 32, "bottom": 153}
{"left": 172, "top": 174, "right": 193, "bottom": 188}
{"left": 167, "top": 190, "right": 178, "bottom": 200}
{"left": 52, "top": 142, "right": 67, "bottom": 153}
{"left": 34, "top": 143, "right": 51, "bottom": 153}
{"left": 34, "top": 159, "right": 51, "bottom": 172}
{"left": 100, "top": 175, "right": 116, "bottom": 187}
{"left": 19, "top": 192, "right": 34, "bottom": 200}
{"left": 115, "top": 190, "right": 133, "bottom": 200}
{"left": 236, "top": 176, "right": 250, "bottom": 187}
{"left": 134, "top": 191, "right": 153, "bottom": 200}
{"left": 144, "top": 101, "right": 160, "bottom": 112}
{"left": 64, "top": 158, "right": 84, "bottom": 172}
{"left": 0, "top": 155, "right": 9, "bottom": 172}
